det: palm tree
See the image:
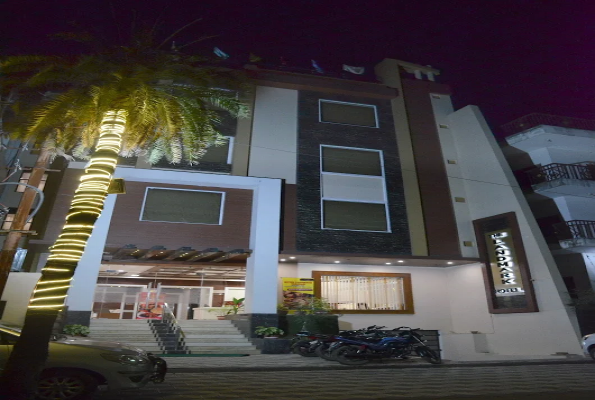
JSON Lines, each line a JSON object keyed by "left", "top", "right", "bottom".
{"left": 0, "top": 43, "right": 247, "bottom": 399}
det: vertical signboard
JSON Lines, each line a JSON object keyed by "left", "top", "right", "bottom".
{"left": 486, "top": 229, "right": 525, "bottom": 297}
{"left": 474, "top": 212, "right": 538, "bottom": 313}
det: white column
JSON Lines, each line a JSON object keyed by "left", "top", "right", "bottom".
{"left": 244, "top": 178, "right": 282, "bottom": 314}
{"left": 65, "top": 193, "right": 117, "bottom": 311}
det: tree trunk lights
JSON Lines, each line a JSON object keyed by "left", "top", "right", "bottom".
{"left": 0, "top": 110, "right": 126, "bottom": 399}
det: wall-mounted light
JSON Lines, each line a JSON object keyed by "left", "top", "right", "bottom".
{"left": 280, "top": 259, "right": 286, "bottom": 262}
{"left": 289, "top": 256, "right": 296, "bottom": 259}
{"left": 385, "top": 263, "right": 392, "bottom": 265}
{"left": 398, "top": 260, "right": 404, "bottom": 263}
{"left": 334, "top": 261, "right": 340, "bottom": 264}
{"left": 447, "top": 262, "right": 454, "bottom": 265}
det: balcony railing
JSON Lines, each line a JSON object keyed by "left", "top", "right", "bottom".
{"left": 526, "top": 163, "right": 595, "bottom": 185}
{"left": 554, "top": 220, "right": 595, "bottom": 241}
{"left": 502, "top": 113, "right": 595, "bottom": 136}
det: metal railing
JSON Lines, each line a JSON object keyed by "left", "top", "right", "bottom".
{"left": 526, "top": 163, "right": 595, "bottom": 185}
{"left": 502, "top": 113, "right": 595, "bottom": 136}
{"left": 554, "top": 220, "right": 595, "bottom": 241}
{"left": 162, "top": 303, "right": 185, "bottom": 341}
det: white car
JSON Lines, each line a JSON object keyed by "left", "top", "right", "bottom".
{"left": 0, "top": 323, "right": 167, "bottom": 400}
{"left": 582, "top": 333, "right": 595, "bottom": 360}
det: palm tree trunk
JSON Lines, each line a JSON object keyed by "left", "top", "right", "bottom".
{"left": 0, "top": 147, "right": 51, "bottom": 298}
{"left": 0, "top": 110, "right": 126, "bottom": 399}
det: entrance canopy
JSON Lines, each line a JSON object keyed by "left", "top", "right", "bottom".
{"left": 100, "top": 245, "right": 250, "bottom": 280}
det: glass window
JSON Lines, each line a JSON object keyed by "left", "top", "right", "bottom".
{"left": 320, "top": 100, "right": 377, "bottom": 127}
{"left": 16, "top": 172, "right": 48, "bottom": 192}
{"left": 313, "top": 271, "right": 414, "bottom": 314}
{"left": 1, "top": 211, "right": 32, "bottom": 231}
{"left": 322, "top": 147, "right": 382, "bottom": 176}
{"left": 323, "top": 201, "right": 388, "bottom": 232}
{"left": 140, "top": 188, "right": 224, "bottom": 225}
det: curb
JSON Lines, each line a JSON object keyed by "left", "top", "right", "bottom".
{"left": 168, "top": 358, "right": 594, "bottom": 373}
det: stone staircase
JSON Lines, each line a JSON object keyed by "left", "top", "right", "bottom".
{"left": 88, "top": 319, "right": 162, "bottom": 353}
{"left": 178, "top": 320, "right": 260, "bottom": 355}
{"left": 89, "top": 319, "right": 260, "bottom": 355}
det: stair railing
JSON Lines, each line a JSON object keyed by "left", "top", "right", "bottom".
{"left": 162, "top": 303, "right": 186, "bottom": 344}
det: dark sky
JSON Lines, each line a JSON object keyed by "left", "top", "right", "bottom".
{"left": 1, "top": 0, "right": 594, "bottom": 135}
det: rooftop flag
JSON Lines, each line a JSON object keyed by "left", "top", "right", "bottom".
{"left": 214, "top": 47, "right": 229, "bottom": 59}
{"left": 311, "top": 60, "right": 324, "bottom": 73}
{"left": 342, "top": 64, "right": 365, "bottom": 75}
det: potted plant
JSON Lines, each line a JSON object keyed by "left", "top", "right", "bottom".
{"left": 254, "top": 326, "right": 285, "bottom": 338}
{"left": 287, "top": 297, "right": 339, "bottom": 335}
{"left": 224, "top": 297, "right": 245, "bottom": 320}
{"left": 62, "top": 324, "right": 90, "bottom": 337}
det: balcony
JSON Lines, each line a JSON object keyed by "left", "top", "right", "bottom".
{"left": 554, "top": 220, "right": 595, "bottom": 253}
{"left": 525, "top": 163, "right": 595, "bottom": 198}
{"left": 502, "top": 113, "right": 595, "bottom": 136}
{"left": 504, "top": 113, "right": 595, "bottom": 153}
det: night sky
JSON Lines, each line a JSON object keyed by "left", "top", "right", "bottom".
{"left": 1, "top": 0, "right": 594, "bottom": 135}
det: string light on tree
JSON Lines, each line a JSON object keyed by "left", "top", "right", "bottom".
{"left": 28, "top": 111, "right": 126, "bottom": 311}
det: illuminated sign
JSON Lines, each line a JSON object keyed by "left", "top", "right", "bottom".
{"left": 485, "top": 229, "right": 525, "bottom": 297}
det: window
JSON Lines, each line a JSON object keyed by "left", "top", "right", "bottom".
{"left": 321, "top": 146, "right": 382, "bottom": 176}
{"left": 16, "top": 172, "right": 48, "bottom": 192}
{"left": 313, "top": 271, "right": 414, "bottom": 314}
{"left": 323, "top": 201, "right": 388, "bottom": 231}
{"left": 319, "top": 100, "right": 378, "bottom": 128}
{"left": 1, "top": 210, "right": 32, "bottom": 231}
{"left": 200, "top": 137, "right": 234, "bottom": 164}
{"left": 140, "top": 188, "right": 225, "bottom": 225}
{"left": 320, "top": 145, "right": 390, "bottom": 232}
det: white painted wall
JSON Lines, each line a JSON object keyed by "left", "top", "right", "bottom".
{"left": 526, "top": 147, "right": 553, "bottom": 165}
{"left": 0, "top": 272, "right": 42, "bottom": 325}
{"left": 248, "top": 86, "right": 298, "bottom": 183}
{"left": 245, "top": 178, "right": 282, "bottom": 314}
{"left": 430, "top": 94, "right": 477, "bottom": 258}
{"left": 445, "top": 106, "right": 582, "bottom": 358}
{"left": 554, "top": 196, "right": 595, "bottom": 221}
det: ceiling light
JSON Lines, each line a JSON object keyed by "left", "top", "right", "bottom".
{"left": 280, "top": 259, "right": 286, "bottom": 262}
{"left": 398, "top": 260, "right": 404, "bottom": 263}
{"left": 385, "top": 262, "right": 391, "bottom": 265}
{"left": 130, "top": 274, "right": 140, "bottom": 277}
{"left": 334, "top": 261, "right": 340, "bottom": 264}
{"left": 289, "top": 256, "right": 296, "bottom": 259}
{"left": 447, "top": 262, "right": 454, "bottom": 265}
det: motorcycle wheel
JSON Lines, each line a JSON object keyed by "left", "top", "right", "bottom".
{"left": 334, "top": 345, "right": 371, "bottom": 366}
{"left": 315, "top": 343, "right": 335, "bottom": 361}
{"left": 291, "top": 340, "right": 318, "bottom": 357}
{"left": 420, "top": 348, "right": 442, "bottom": 364}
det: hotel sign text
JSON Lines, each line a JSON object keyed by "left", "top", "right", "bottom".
{"left": 485, "top": 229, "right": 525, "bottom": 297}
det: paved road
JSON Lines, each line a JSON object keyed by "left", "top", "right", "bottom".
{"left": 95, "top": 363, "right": 595, "bottom": 399}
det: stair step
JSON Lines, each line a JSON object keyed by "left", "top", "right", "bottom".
{"left": 183, "top": 334, "right": 244, "bottom": 339}
{"left": 183, "top": 338, "right": 250, "bottom": 344}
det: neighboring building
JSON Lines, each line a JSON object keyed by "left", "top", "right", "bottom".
{"left": 0, "top": 59, "right": 584, "bottom": 361}
{"left": 502, "top": 113, "right": 595, "bottom": 334}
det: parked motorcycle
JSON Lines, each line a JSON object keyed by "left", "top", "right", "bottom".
{"left": 332, "top": 327, "right": 441, "bottom": 365}
{"left": 315, "top": 326, "right": 388, "bottom": 361}
{"left": 290, "top": 331, "right": 320, "bottom": 357}
{"left": 291, "top": 326, "right": 386, "bottom": 358}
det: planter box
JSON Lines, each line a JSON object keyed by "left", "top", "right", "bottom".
{"left": 256, "top": 338, "right": 291, "bottom": 354}
{"left": 279, "top": 315, "right": 339, "bottom": 335}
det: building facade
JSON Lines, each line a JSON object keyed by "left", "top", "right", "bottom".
{"left": 0, "top": 59, "right": 584, "bottom": 361}
{"left": 503, "top": 114, "right": 595, "bottom": 334}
